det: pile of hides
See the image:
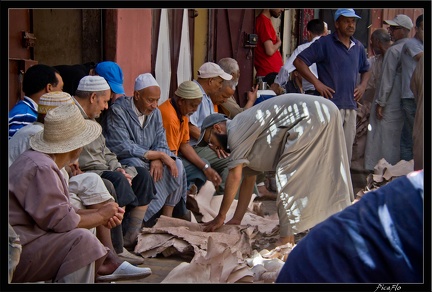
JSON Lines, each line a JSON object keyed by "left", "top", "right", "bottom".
{"left": 351, "top": 100, "right": 372, "bottom": 172}
{"left": 134, "top": 181, "right": 288, "bottom": 283}
{"left": 355, "top": 158, "right": 414, "bottom": 200}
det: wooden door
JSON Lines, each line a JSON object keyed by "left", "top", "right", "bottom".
{"left": 8, "top": 9, "right": 37, "bottom": 110}
{"left": 210, "top": 9, "right": 256, "bottom": 107}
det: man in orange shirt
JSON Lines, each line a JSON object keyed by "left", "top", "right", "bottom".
{"left": 159, "top": 81, "right": 222, "bottom": 193}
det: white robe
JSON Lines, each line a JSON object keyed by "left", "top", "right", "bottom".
{"left": 227, "top": 93, "right": 354, "bottom": 236}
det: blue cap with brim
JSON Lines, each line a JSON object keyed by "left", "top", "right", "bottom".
{"left": 334, "top": 9, "right": 361, "bottom": 21}
{"left": 95, "top": 61, "right": 125, "bottom": 94}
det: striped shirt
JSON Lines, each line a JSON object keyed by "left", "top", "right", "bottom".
{"left": 102, "top": 96, "right": 187, "bottom": 220}
{"left": 8, "top": 97, "right": 38, "bottom": 139}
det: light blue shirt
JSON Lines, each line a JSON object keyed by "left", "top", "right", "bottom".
{"left": 401, "top": 37, "right": 423, "bottom": 99}
{"left": 275, "top": 36, "right": 321, "bottom": 91}
{"left": 188, "top": 80, "right": 216, "bottom": 146}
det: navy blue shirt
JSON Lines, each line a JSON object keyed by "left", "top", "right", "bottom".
{"left": 297, "top": 32, "right": 370, "bottom": 110}
{"left": 276, "top": 171, "right": 423, "bottom": 283}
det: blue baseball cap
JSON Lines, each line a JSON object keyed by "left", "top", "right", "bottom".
{"left": 334, "top": 9, "right": 361, "bottom": 21}
{"left": 95, "top": 61, "right": 125, "bottom": 94}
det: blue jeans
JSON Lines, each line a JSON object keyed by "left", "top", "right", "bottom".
{"left": 400, "top": 99, "right": 416, "bottom": 161}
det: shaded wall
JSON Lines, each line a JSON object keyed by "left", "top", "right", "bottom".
{"left": 32, "top": 9, "right": 82, "bottom": 65}
{"left": 9, "top": 9, "right": 35, "bottom": 109}
{"left": 193, "top": 9, "right": 208, "bottom": 80}
{"left": 105, "top": 9, "right": 152, "bottom": 97}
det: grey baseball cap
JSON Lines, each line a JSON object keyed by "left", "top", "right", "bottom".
{"left": 196, "top": 113, "right": 228, "bottom": 147}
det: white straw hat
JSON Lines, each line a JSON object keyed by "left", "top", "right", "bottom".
{"left": 30, "top": 103, "right": 101, "bottom": 153}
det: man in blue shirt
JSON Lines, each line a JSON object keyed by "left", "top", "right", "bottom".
{"left": 294, "top": 8, "right": 370, "bottom": 164}
{"left": 276, "top": 170, "right": 423, "bottom": 283}
{"left": 8, "top": 64, "right": 64, "bottom": 139}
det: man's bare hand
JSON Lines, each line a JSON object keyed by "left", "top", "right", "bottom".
{"left": 116, "top": 167, "right": 133, "bottom": 185}
{"left": 202, "top": 214, "right": 225, "bottom": 232}
{"left": 204, "top": 167, "right": 222, "bottom": 187}
{"left": 354, "top": 84, "right": 366, "bottom": 102}
{"left": 315, "top": 82, "right": 335, "bottom": 99}
{"left": 247, "top": 84, "right": 259, "bottom": 101}
{"left": 376, "top": 104, "right": 384, "bottom": 120}
{"left": 99, "top": 202, "right": 123, "bottom": 229}
{"left": 68, "top": 160, "right": 83, "bottom": 176}
{"left": 150, "top": 159, "right": 164, "bottom": 182}
{"left": 208, "top": 143, "right": 229, "bottom": 159}
{"left": 161, "top": 155, "right": 179, "bottom": 179}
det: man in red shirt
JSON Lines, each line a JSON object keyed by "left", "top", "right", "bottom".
{"left": 254, "top": 9, "right": 284, "bottom": 79}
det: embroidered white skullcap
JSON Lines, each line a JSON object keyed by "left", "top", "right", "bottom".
{"left": 38, "top": 91, "right": 75, "bottom": 114}
{"left": 77, "top": 75, "right": 110, "bottom": 92}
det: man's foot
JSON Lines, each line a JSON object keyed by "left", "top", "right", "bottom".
{"left": 117, "top": 247, "right": 144, "bottom": 265}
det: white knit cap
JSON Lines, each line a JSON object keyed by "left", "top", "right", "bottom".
{"left": 175, "top": 81, "right": 203, "bottom": 99}
{"left": 77, "top": 75, "right": 110, "bottom": 92}
{"left": 134, "top": 73, "right": 159, "bottom": 91}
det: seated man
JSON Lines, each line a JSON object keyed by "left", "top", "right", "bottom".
{"left": 217, "top": 57, "right": 258, "bottom": 119}
{"left": 8, "top": 64, "right": 64, "bottom": 139}
{"left": 9, "top": 104, "right": 150, "bottom": 283}
{"left": 101, "top": 73, "right": 188, "bottom": 226}
{"left": 8, "top": 91, "right": 147, "bottom": 272}
{"left": 53, "top": 62, "right": 96, "bottom": 95}
{"left": 74, "top": 76, "right": 156, "bottom": 248}
{"left": 188, "top": 62, "right": 233, "bottom": 195}
{"left": 159, "top": 80, "right": 222, "bottom": 195}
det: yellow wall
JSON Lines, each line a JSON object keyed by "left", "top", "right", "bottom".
{"left": 193, "top": 9, "right": 208, "bottom": 80}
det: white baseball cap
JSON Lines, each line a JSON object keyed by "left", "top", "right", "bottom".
{"left": 384, "top": 14, "right": 413, "bottom": 30}
{"left": 197, "top": 62, "right": 233, "bottom": 80}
